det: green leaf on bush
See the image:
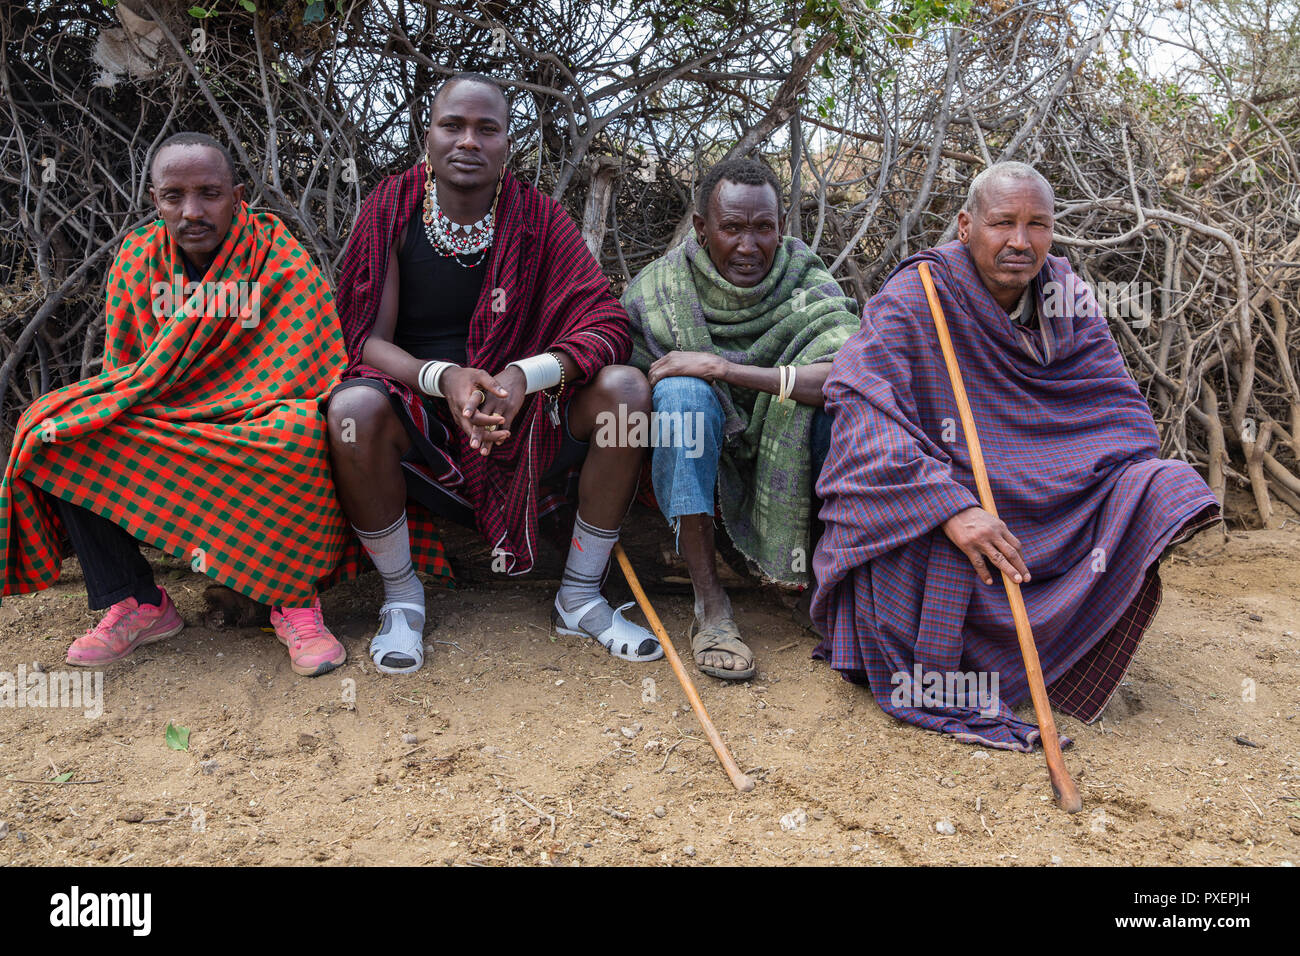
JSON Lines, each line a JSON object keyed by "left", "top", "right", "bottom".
{"left": 164, "top": 721, "right": 190, "bottom": 752}
{"left": 239, "top": 0, "right": 257, "bottom": 10}
{"left": 303, "top": 1, "right": 326, "bottom": 23}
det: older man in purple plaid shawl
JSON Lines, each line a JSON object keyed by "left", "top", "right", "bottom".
{"left": 811, "top": 162, "right": 1221, "bottom": 751}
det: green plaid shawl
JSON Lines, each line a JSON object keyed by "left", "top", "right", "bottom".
{"left": 624, "top": 235, "right": 858, "bottom": 585}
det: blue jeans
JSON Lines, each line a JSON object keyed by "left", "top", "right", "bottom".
{"left": 650, "top": 377, "right": 726, "bottom": 540}
{"left": 650, "top": 375, "right": 833, "bottom": 548}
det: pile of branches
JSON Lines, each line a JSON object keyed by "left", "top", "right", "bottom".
{"left": 2, "top": 0, "right": 1296, "bottom": 526}
{"left": 1045, "top": 63, "right": 1300, "bottom": 529}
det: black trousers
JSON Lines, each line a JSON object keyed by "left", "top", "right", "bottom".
{"left": 50, "top": 495, "right": 155, "bottom": 610}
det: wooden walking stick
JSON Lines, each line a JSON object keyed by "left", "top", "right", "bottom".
{"left": 916, "top": 261, "right": 1083, "bottom": 814}
{"left": 612, "top": 543, "right": 755, "bottom": 793}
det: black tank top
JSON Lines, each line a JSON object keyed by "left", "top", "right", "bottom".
{"left": 393, "top": 215, "right": 489, "bottom": 365}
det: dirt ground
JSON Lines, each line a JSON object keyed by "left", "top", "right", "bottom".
{"left": 1, "top": 513, "right": 1297, "bottom": 867}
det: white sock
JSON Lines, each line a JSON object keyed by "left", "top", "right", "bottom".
{"left": 355, "top": 514, "right": 425, "bottom": 619}
{"left": 557, "top": 513, "right": 618, "bottom": 632}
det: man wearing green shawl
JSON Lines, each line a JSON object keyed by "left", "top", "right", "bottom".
{"left": 623, "top": 158, "right": 859, "bottom": 680}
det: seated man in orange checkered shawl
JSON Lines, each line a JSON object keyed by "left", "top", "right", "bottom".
{"left": 0, "top": 132, "right": 352, "bottom": 677}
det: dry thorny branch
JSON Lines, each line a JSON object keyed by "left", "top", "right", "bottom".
{"left": 1, "top": 0, "right": 1296, "bottom": 526}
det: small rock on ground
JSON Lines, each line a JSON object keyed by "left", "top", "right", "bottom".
{"left": 780, "top": 808, "right": 808, "bottom": 832}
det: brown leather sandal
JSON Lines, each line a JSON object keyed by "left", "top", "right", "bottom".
{"left": 688, "top": 617, "right": 756, "bottom": 681}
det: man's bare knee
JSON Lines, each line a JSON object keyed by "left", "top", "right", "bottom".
{"left": 327, "top": 388, "right": 399, "bottom": 456}
{"left": 591, "top": 364, "right": 651, "bottom": 414}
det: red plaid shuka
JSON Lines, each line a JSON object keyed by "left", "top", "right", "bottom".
{"left": 1, "top": 205, "right": 354, "bottom": 607}
{"left": 331, "top": 165, "right": 631, "bottom": 577}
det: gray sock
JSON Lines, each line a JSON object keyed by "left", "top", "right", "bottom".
{"left": 354, "top": 514, "right": 426, "bottom": 626}
{"left": 557, "top": 513, "right": 618, "bottom": 633}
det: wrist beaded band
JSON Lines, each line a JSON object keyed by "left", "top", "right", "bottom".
{"left": 417, "top": 360, "right": 456, "bottom": 398}
{"left": 545, "top": 351, "right": 566, "bottom": 400}
{"left": 506, "top": 352, "right": 563, "bottom": 394}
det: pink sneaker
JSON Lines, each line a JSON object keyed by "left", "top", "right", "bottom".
{"left": 66, "top": 590, "right": 184, "bottom": 666}
{"left": 271, "top": 596, "right": 346, "bottom": 677}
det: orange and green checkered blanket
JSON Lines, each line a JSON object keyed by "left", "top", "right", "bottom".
{"left": 0, "top": 204, "right": 424, "bottom": 607}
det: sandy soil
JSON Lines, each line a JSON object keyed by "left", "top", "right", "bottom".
{"left": 1, "top": 513, "right": 1297, "bottom": 867}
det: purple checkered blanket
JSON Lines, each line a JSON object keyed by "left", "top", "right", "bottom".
{"left": 810, "top": 241, "right": 1220, "bottom": 750}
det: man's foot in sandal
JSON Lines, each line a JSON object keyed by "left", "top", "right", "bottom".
{"left": 689, "top": 616, "right": 755, "bottom": 681}
{"left": 369, "top": 602, "right": 426, "bottom": 675}
{"left": 552, "top": 595, "right": 663, "bottom": 662}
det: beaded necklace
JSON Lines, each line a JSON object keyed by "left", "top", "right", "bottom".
{"left": 421, "top": 159, "right": 502, "bottom": 270}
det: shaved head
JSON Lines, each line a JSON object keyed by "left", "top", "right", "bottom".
{"left": 956, "top": 161, "right": 1055, "bottom": 310}
{"left": 150, "top": 131, "right": 237, "bottom": 188}
{"left": 430, "top": 72, "right": 508, "bottom": 126}
{"left": 148, "top": 131, "right": 244, "bottom": 270}
{"left": 965, "top": 161, "right": 1053, "bottom": 217}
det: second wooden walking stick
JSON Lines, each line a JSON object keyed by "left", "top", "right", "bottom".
{"left": 613, "top": 543, "right": 754, "bottom": 793}
{"left": 917, "top": 261, "right": 1083, "bottom": 814}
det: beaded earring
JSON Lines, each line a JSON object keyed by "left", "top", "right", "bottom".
{"left": 422, "top": 153, "right": 436, "bottom": 227}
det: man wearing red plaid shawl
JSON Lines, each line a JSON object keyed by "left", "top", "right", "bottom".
{"left": 326, "top": 73, "right": 660, "bottom": 674}
{"left": 812, "top": 162, "right": 1221, "bottom": 750}
{"left": 1, "top": 132, "right": 352, "bottom": 678}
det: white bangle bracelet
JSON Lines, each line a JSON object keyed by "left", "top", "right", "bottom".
{"left": 417, "top": 360, "right": 456, "bottom": 398}
{"left": 777, "top": 364, "right": 797, "bottom": 404}
{"left": 506, "top": 352, "right": 563, "bottom": 394}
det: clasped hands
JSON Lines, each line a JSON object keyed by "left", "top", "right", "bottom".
{"left": 447, "top": 350, "right": 729, "bottom": 453}
{"left": 440, "top": 365, "right": 528, "bottom": 457}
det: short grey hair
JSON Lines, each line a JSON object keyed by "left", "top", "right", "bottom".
{"left": 964, "top": 161, "right": 1054, "bottom": 216}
